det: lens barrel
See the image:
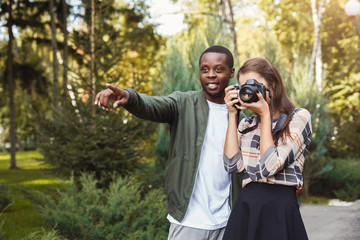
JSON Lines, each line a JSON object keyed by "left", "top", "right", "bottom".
{"left": 239, "top": 86, "right": 259, "bottom": 103}
{"left": 234, "top": 79, "right": 266, "bottom": 104}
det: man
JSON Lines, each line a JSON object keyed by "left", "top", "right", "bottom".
{"left": 94, "top": 45, "right": 245, "bottom": 239}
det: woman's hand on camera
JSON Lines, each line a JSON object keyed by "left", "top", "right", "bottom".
{"left": 238, "top": 90, "right": 270, "bottom": 118}
{"left": 224, "top": 85, "right": 241, "bottom": 115}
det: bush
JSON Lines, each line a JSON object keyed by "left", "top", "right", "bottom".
{"left": 312, "top": 158, "right": 360, "bottom": 201}
{"left": 0, "top": 215, "right": 4, "bottom": 240}
{"left": 0, "top": 182, "right": 12, "bottom": 212}
{"left": 35, "top": 91, "right": 157, "bottom": 184}
{"left": 21, "top": 228, "right": 66, "bottom": 240}
{"left": 38, "top": 173, "right": 168, "bottom": 240}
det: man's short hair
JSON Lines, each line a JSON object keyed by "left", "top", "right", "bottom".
{"left": 199, "top": 45, "right": 234, "bottom": 69}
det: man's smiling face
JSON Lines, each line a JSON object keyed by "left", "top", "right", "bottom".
{"left": 199, "top": 52, "right": 234, "bottom": 104}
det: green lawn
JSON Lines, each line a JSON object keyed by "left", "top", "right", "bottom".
{"left": 0, "top": 151, "right": 66, "bottom": 239}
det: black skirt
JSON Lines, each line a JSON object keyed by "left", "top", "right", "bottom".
{"left": 223, "top": 182, "right": 308, "bottom": 240}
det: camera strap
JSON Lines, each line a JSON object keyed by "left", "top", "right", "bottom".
{"left": 267, "top": 89, "right": 275, "bottom": 133}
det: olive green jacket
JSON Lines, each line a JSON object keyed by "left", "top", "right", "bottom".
{"left": 124, "top": 88, "right": 245, "bottom": 222}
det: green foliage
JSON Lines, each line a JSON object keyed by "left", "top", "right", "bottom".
{"left": 256, "top": 0, "right": 313, "bottom": 63}
{"left": 38, "top": 173, "right": 168, "bottom": 240}
{"left": 328, "top": 72, "right": 360, "bottom": 158}
{"left": 159, "top": 15, "right": 234, "bottom": 96}
{"left": 0, "top": 213, "right": 4, "bottom": 240}
{"left": 334, "top": 183, "right": 360, "bottom": 202}
{"left": 30, "top": 0, "right": 162, "bottom": 185}
{"left": 72, "top": 0, "right": 163, "bottom": 95}
{"left": 313, "top": 158, "right": 360, "bottom": 202}
{"left": 1, "top": 0, "right": 163, "bottom": 152}
{"left": 0, "top": 225, "right": 3, "bottom": 240}
{"left": 35, "top": 86, "right": 157, "bottom": 183}
{"left": 0, "top": 182, "right": 12, "bottom": 212}
{"left": 255, "top": 0, "right": 360, "bottom": 158}
{"left": 20, "top": 228, "right": 66, "bottom": 240}
{"left": 0, "top": 55, "right": 48, "bottom": 150}
{"left": 322, "top": 0, "right": 360, "bottom": 84}
{"left": 286, "top": 55, "right": 331, "bottom": 182}
{"left": 0, "top": 0, "right": 51, "bottom": 151}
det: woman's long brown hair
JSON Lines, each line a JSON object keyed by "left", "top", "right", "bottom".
{"left": 237, "top": 58, "right": 295, "bottom": 145}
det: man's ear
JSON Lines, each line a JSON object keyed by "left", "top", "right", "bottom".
{"left": 230, "top": 68, "right": 235, "bottom": 78}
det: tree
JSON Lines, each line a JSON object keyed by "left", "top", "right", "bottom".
{"left": 327, "top": 72, "right": 360, "bottom": 157}
{"left": 0, "top": 0, "right": 60, "bottom": 152}
{"left": 36, "top": 85, "right": 157, "bottom": 183}
{"left": 308, "top": 0, "right": 330, "bottom": 87}
{"left": 322, "top": 0, "right": 360, "bottom": 157}
{"left": 167, "top": 0, "right": 239, "bottom": 58}
{"left": 217, "top": 0, "right": 238, "bottom": 56}
{"left": 49, "top": 0, "right": 59, "bottom": 114}
{"left": 90, "top": 0, "right": 96, "bottom": 104}
{"left": 4, "top": 0, "right": 17, "bottom": 169}
{"left": 61, "top": 0, "right": 69, "bottom": 96}
{"left": 36, "top": 0, "right": 163, "bottom": 182}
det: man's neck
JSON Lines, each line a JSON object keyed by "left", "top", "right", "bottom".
{"left": 203, "top": 90, "right": 225, "bottom": 104}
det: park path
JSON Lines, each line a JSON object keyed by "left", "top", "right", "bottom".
{"left": 300, "top": 200, "right": 360, "bottom": 240}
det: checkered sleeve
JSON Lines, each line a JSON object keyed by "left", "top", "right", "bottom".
{"left": 223, "top": 151, "right": 243, "bottom": 173}
{"left": 258, "top": 108, "right": 312, "bottom": 178}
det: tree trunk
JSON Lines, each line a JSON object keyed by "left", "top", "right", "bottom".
{"left": 62, "top": 0, "right": 69, "bottom": 96}
{"left": 315, "top": 39, "right": 322, "bottom": 88}
{"left": 49, "top": 0, "right": 59, "bottom": 112}
{"left": 7, "top": 0, "right": 17, "bottom": 169}
{"left": 217, "top": 0, "right": 238, "bottom": 57}
{"left": 91, "top": 0, "right": 96, "bottom": 104}
{"left": 308, "top": 0, "right": 329, "bottom": 88}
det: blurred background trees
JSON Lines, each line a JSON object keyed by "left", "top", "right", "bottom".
{"left": 1, "top": 0, "right": 360, "bottom": 238}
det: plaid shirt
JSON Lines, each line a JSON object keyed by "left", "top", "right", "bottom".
{"left": 224, "top": 108, "right": 312, "bottom": 191}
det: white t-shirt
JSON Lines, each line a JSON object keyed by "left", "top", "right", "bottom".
{"left": 167, "top": 100, "right": 231, "bottom": 230}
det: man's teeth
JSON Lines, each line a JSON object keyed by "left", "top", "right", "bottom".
{"left": 208, "top": 83, "right": 217, "bottom": 87}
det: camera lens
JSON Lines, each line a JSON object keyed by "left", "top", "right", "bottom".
{"left": 240, "top": 87, "right": 255, "bottom": 102}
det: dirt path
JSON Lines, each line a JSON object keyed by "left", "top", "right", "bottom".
{"left": 300, "top": 200, "right": 360, "bottom": 240}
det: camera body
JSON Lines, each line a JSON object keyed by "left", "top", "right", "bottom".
{"left": 234, "top": 79, "right": 267, "bottom": 103}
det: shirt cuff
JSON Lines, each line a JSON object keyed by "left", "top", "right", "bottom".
{"left": 259, "top": 145, "right": 277, "bottom": 165}
{"left": 223, "top": 151, "right": 241, "bottom": 173}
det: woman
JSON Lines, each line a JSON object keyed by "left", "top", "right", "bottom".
{"left": 223, "top": 58, "right": 312, "bottom": 240}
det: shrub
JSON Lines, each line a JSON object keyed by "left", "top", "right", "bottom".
{"left": 312, "top": 158, "right": 360, "bottom": 201}
{"left": 21, "top": 228, "right": 66, "bottom": 240}
{"left": 35, "top": 91, "right": 158, "bottom": 185}
{"left": 38, "top": 173, "right": 168, "bottom": 240}
{"left": 0, "top": 216, "right": 4, "bottom": 240}
{"left": 0, "top": 182, "right": 12, "bottom": 212}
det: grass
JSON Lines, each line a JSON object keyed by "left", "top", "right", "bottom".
{"left": 302, "top": 195, "right": 330, "bottom": 205}
{"left": 0, "top": 151, "right": 66, "bottom": 239}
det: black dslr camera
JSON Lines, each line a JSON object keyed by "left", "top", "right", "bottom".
{"left": 233, "top": 79, "right": 267, "bottom": 103}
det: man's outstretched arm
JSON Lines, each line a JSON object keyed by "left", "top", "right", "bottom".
{"left": 94, "top": 83, "right": 130, "bottom": 111}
